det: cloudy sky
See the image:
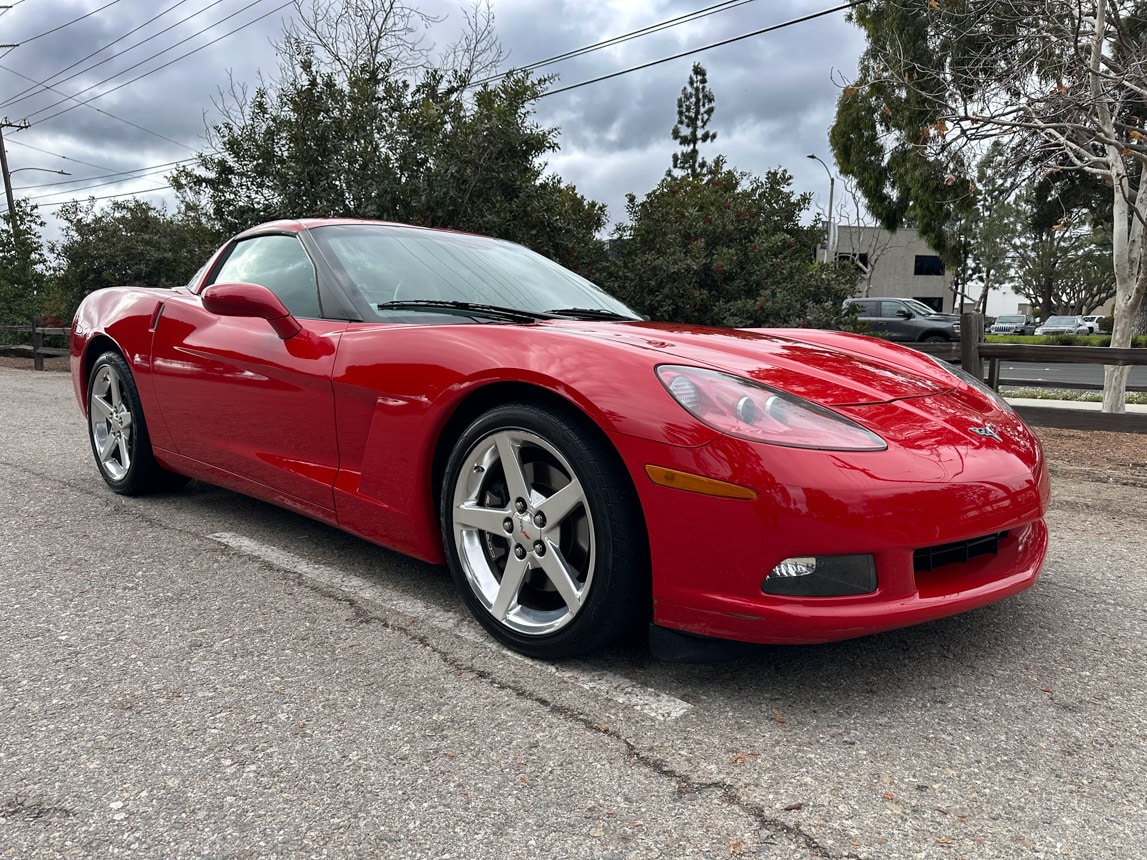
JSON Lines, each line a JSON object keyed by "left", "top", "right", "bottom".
{"left": 1, "top": 0, "right": 867, "bottom": 239}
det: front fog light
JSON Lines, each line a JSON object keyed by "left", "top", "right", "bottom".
{"left": 763, "top": 555, "right": 877, "bottom": 597}
{"left": 771, "top": 557, "right": 817, "bottom": 578}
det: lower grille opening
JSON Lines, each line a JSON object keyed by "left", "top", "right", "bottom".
{"left": 914, "top": 531, "right": 1008, "bottom": 572}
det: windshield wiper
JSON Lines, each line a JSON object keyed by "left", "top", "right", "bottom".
{"left": 375, "top": 300, "right": 547, "bottom": 323}
{"left": 543, "top": 307, "right": 639, "bottom": 321}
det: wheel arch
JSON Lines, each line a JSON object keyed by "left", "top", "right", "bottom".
{"left": 78, "top": 335, "right": 125, "bottom": 413}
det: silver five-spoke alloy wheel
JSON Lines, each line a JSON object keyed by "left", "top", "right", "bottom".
{"left": 86, "top": 351, "right": 178, "bottom": 495}
{"left": 90, "top": 361, "right": 135, "bottom": 482}
{"left": 441, "top": 402, "right": 645, "bottom": 659}
{"left": 452, "top": 428, "right": 595, "bottom": 637}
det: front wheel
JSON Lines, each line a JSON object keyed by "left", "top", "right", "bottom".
{"left": 441, "top": 403, "right": 647, "bottom": 659}
{"left": 87, "top": 351, "right": 182, "bottom": 495}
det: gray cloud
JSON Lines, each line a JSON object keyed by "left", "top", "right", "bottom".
{"left": 1, "top": 0, "right": 863, "bottom": 236}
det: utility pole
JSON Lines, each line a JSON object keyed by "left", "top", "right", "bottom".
{"left": 0, "top": 122, "right": 17, "bottom": 218}
{"left": 1, "top": 118, "right": 30, "bottom": 223}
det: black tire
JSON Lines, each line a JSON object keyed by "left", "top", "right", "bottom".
{"left": 922, "top": 333, "right": 948, "bottom": 343}
{"left": 440, "top": 402, "right": 647, "bottom": 659}
{"left": 87, "top": 351, "right": 185, "bottom": 495}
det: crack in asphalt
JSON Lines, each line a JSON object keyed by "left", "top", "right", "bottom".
{"left": 0, "top": 792, "right": 75, "bottom": 822}
{"left": 284, "top": 572, "right": 860, "bottom": 860}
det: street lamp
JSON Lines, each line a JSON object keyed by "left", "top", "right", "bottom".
{"left": 2, "top": 167, "right": 69, "bottom": 219}
{"left": 806, "top": 153, "right": 836, "bottom": 263}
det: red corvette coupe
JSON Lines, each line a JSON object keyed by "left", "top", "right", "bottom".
{"left": 70, "top": 219, "right": 1048, "bottom": 659}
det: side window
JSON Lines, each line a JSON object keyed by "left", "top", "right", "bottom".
{"left": 877, "top": 301, "right": 905, "bottom": 318}
{"left": 209, "top": 235, "right": 321, "bottom": 319}
{"left": 851, "top": 300, "right": 875, "bottom": 316}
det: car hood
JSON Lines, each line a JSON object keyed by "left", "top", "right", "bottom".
{"left": 558, "top": 321, "right": 953, "bottom": 407}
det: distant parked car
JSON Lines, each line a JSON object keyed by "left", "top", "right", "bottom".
{"left": 1080, "top": 315, "right": 1103, "bottom": 334}
{"left": 989, "top": 314, "right": 1036, "bottom": 336}
{"left": 1034, "top": 315, "right": 1090, "bottom": 336}
{"left": 843, "top": 297, "right": 961, "bottom": 342}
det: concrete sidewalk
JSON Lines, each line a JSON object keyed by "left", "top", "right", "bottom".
{"left": 1005, "top": 396, "right": 1147, "bottom": 413}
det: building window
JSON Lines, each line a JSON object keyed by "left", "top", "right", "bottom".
{"left": 837, "top": 252, "right": 869, "bottom": 273}
{"left": 914, "top": 255, "right": 945, "bottom": 276}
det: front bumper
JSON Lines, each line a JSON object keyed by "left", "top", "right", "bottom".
{"left": 612, "top": 410, "right": 1049, "bottom": 646}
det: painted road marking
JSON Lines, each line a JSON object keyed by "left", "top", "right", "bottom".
{"left": 208, "top": 532, "right": 692, "bottom": 721}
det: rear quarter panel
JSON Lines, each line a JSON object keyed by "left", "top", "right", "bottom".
{"left": 71, "top": 287, "right": 177, "bottom": 448}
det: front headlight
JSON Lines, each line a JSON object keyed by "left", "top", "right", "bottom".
{"left": 656, "top": 365, "right": 887, "bottom": 451}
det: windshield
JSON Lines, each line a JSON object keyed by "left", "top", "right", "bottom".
{"left": 903, "top": 298, "right": 944, "bottom": 316}
{"left": 996, "top": 315, "right": 1025, "bottom": 323}
{"left": 308, "top": 223, "right": 639, "bottom": 322}
{"left": 1043, "top": 316, "right": 1075, "bottom": 325}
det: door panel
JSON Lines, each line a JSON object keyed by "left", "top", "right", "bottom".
{"left": 150, "top": 296, "right": 346, "bottom": 510}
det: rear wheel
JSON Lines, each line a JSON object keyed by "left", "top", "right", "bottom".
{"left": 87, "top": 351, "right": 184, "bottom": 494}
{"left": 441, "top": 402, "right": 646, "bottom": 659}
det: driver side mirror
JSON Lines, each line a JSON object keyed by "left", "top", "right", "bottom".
{"left": 894, "top": 308, "right": 912, "bottom": 319}
{"left": 201, "top": 282, "right": 302, "bottom": 340}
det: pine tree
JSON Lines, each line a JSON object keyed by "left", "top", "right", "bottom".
{"left": 670, "top": 63, "right": 716, "bottom": 179}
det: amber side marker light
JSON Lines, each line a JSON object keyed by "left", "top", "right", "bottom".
{"left": 644, "top": 465, "right": 758, "bottom": 500}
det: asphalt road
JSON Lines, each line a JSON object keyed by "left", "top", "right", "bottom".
{"left": 3, "top": 368, "right": 1146, "bottom": 860}
{"left": 1000, "top": 361, "right": 1147, "bottom": 389}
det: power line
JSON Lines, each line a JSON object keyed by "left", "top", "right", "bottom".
{"left": 18, "top": 159, "right": 197, "bottom": 196}
{"left": 540, "top": 0, "right": 870, "bottom": 99}
{"left": 0, "top": 62, "right": 198, "bottom": 151}
{"left": 31, "top": 183, "right": 175, "bottom": 210}
{"left": 3, "top": 135, "right": 119, "bottom": 173}
{"left": 8, "top": 0, "right": 126, "bottom": 46}
{"left": 473, "top": 0, "right": 760, "bottom": 87}
{"left": 21, "top": 0, "right": 286, "bottom": 124}
{"left": 1, "top": 0, "right": 223, "bottom": 111}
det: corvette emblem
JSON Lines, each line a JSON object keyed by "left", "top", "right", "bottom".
{"left": 969, "top": 424, "right": 1003, "bottom": 443}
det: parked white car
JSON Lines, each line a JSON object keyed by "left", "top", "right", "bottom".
{"left": 1034, "top": 315, "right": 1090, "bottom": 336}
{"left": 989, "top": 314, "right": 1035, "bottom": 335}
{"left": 1080, "top": 315, "right": 1103, "bottom": 334}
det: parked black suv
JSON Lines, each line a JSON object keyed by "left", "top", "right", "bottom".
{"left": 844, "top": 297, "right": 961, "bottom": 342}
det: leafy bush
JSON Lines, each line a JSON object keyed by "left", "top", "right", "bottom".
{"left": 603, "top": 159, "right": 859, "bottom": 329}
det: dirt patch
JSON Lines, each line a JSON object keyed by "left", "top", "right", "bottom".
{"left": 1032, "top": 426, "right": 1147, "bottom": 487}
{"left": 0, "top": 354, "right": 69, "bottom": 372}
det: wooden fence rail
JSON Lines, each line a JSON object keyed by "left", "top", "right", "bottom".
{"left": 0, "top": 319, "right": 70, "bottom": 371}
{"left": 912, "top": 313, "right": 1147, "bottom": 433}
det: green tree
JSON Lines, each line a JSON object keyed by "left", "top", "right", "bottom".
{"left": 670, "top": 62, "right": 717, "bottom": 179}
{"left": 830, "top": 0, "right": 1147, "bottom": 412}
{"left": 608, "top": 159, "right": 857, "bottom": 329}
{"left": 0, "top": 200, "right": 48, "bottom": 329}
{"left": 172, "top": 8, "right": 607, "bottom": 274}
{"left": 1009, "top": 184, "right": 1115, "bottom": 319}
{"left": 43, "top": 199, "right": 221, "bottom": 321}
{"left": 961, "top": 146, "right": 1021, "bottom": 314}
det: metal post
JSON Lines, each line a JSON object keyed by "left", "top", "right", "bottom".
{"left": 807, "top": 154, "right": 836, "bottom": 263}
